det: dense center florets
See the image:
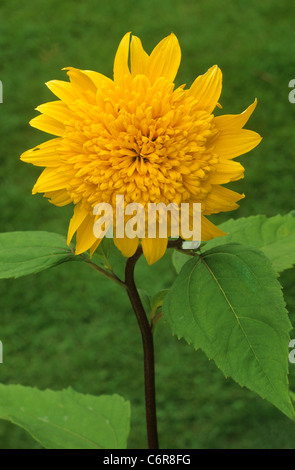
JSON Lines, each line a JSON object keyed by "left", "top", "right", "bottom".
{"left": 59, "top": 74, "right": 218, "bottom": 210}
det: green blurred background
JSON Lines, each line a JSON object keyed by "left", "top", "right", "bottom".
{"left": 1, "top": 0, "right": 295, "bottom": 449}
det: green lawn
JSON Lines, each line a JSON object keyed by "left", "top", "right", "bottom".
{"left": 1, "top": 0, "right": 295, "bottom": 449}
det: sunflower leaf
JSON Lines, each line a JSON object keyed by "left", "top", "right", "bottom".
{"left": 150, "top": 289, "right": 169, "bottom": 317}
{"left": 0, "top": 385, "right": 130, "bottom": 449}
{"left": 172, "top": 250, "right": 195, "bottom": 274}
{"left": 0, "top": 231, "right": 77, "bottom": 279}
{"left": 164, "top": 243, "right": 295, "bottom": 419}
{"left": 138, "top": 288, "right": 152, "bottom": 314}
{"left": 94, "top": 237, "right": 113, "bottom": 263}
{"left": 172, "top": 213, "right": 295, "bottom": 274}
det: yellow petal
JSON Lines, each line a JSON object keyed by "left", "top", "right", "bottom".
{"left": 213, "top": 129, "right": 262, "bottom": 159}
{"left": 82, "top": 70, "right": 114, "bottom": 89}
{"left": 204, "top": 185, "right": 244, "bottom": 215}
{"left": 20, "top": 138, "right": 62, "bottom": 167}
{"left": 75, "top": 214, "right": 98, "bottom": 254}
{"left": 214, "top": 99, "right": 257, "bottom": 130}
{"left": 189, "top": 65, "right": 222, "bottom": 114}
{"left": 89, "top": 237, "right": 103, "bottom": 257}
{"left": 30, "top": 114, "right": 65, "bottom": 136}
{"left": 141, "top": 237, "right": 168, "bottom": 265}
{"left": 63, "top": 67, "right": 97, "bottom": 93}
{"left": 67, "top": 202, "right": 89, "bottom": 245}
{"left": 32, "top": 168, "right": 69, "bottom": 194}
{"left": 146, "top": 33, "right": 181, "bottom": 83}
{"left": 130, "top": 35, "right": 149, "bottom": 75}
{"left": 113, "top": 32, "right": 131, "bottom": 83}
{"left": 36, "top": 101, "right": 73, "bottom": 124}
{"left": 201, "top": 216, "right": 226, "bottom": 241}
{"left": 45, "top": 189, "right": 72, "bottom": 207}
{"left": 209, "top": 159, "right": 245, "bottom": 184}
{"left": 114, "top": 235, "right": 139, "bottom": 258}
{"left": 46, "top": 79, "right": 78, "bottom": 103}
{"left": 62, "top": 67, "right": 98, "bottom": 104}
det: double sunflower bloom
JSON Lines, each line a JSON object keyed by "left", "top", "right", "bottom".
{"left": 21, "top": 33, "right": 261, "bottom": 264}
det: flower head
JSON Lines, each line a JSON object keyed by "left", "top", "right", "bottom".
{"left": 21, "top": 33, "right": 261, "bottom": 264}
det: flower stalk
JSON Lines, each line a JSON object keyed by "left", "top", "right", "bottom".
{"left": 125, "top": 246, "right": 159, "bottom": 449}
{"left": 124, "top": 238, "right": 186, "bottom": 449}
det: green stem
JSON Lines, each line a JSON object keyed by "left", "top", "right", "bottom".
{"left": 84, "top": 237, "right": 185, "bottom": 449}
{"left": 82, "top": 257, "right": 127, "bottom": 290}
{"left": 125, "top": 246, "right": 159, "bottom": 449}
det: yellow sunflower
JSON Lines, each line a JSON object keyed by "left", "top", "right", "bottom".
{"left": 21, "top": 32, "right": 261, "bottom": 265}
